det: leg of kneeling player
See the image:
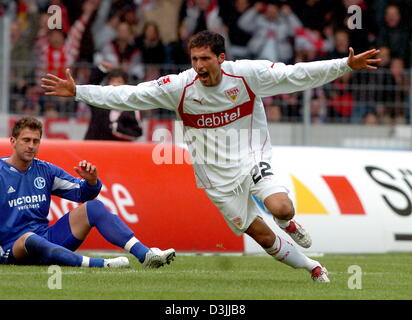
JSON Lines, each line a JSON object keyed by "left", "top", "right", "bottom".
{"left": 11, "top": 232, "right": 107, "bottom": 267}
{"left": 69, "top": 200, "right": 175, "bottom": 267}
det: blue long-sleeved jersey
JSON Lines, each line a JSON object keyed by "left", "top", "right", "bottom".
{"left": 0, "top": 157, "right": 102, "bottom": 246}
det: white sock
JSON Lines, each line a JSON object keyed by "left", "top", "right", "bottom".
{"left": 124, "top": 237, "right": 139, "bottom": 252}
{"left": 265, "top": 235, "right": 319, "bottom": 272}
{"left": 274, "top": 217, "right": 291, "bottom": 229}
{"left": 81, "top": 256, "right": 90, "bottom": 267}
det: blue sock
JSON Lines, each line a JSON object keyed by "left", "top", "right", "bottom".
{"left": 130, "top": 242, "right": 150, "bottom": 263}
{"left": 25, "top": 234, "right": 104, "bottom": 267}
{"left": 86, "top": 200, "right": 149, "bottom": 262}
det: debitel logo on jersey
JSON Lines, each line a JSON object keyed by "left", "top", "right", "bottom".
{"left": 34, "top": 177, "right": 46, "bottom": 189}
{"left": 196, "top": 107, "right": 241, "bottom": 128}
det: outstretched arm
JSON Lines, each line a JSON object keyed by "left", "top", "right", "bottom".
{"left": 41, "top": 69, "right": 180, "bottom": 112}
{"left": 247, "top": 47, "right": 381, "bottom": 97}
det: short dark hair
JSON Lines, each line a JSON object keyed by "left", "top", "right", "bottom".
{"left": 107, "top": 68, "right": 129, "bottom": 84}
{"left": 12, "top": 117, "right": 43, "bottom": 138}
{"left": 188, "top": 30, "right": 225, "bottom": 56}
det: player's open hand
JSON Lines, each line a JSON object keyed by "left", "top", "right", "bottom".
{"left": 41, "top": 68, "right": 76, "bottom": 97}
{"left": 74, "top": 160, "right": 98, "bottom": 186}
{"left": 347, "top": 47, "right": 381, "bottom": 70}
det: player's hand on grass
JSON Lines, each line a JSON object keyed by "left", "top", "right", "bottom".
{"left": 41, "top": 68, "right": 76, "bottom": 97}
{"left": 74, "top": 160, "right": 98, "bottom": 186}
{"left": 347, "top": 47, "right": 381, "bottom": 70}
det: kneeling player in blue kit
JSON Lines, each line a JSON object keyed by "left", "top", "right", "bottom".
{"left": 0, "top": 117, "right": 175, "bottom": 268}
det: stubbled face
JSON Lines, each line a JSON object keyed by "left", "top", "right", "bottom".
{"left": 191, "top": 46, "right": 225, "bottom": 87}
{"left": 11, "top": 128, "right": 41, "bottom": 164}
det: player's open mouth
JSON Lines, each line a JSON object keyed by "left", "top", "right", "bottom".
{"left": 198, "top": 72, "right": 209, "bottom": 80}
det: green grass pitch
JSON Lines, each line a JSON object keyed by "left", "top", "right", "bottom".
{"left": 0, "top": 252, "right": 411, "bottom": 300}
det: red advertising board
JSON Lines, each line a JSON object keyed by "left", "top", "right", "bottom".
{"left": 1, "top": 139, "right": 243, "bottom": 253}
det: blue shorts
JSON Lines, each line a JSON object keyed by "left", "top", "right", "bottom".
{"left": 0, "top": 212, "right": 83, "bottom": 265}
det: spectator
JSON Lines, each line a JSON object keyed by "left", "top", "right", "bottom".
{"left": 323, "top": 30, "right": 354, "bottom": 123}
{"left": 350, "top": 46, "right": 393, "bottom": 124}
{"left": 84, "top": 64, "right": 143, "bottom": 141}
{"left": 238, "top": 2, "right": 302, "bottom": 63}
{"left": 219, "top": 0, "right": 253, "bottom": 60}
{"left": 264, "top": 97, "right": 283, "bottom": 122}
{"left": 180, "top": 0, "right": 224, "bottom": 36}
{"left": 291, "top": 0, "right": 330, "bottom": 32}
{"left": 91, "top": 0, "right": 120, "bottom": 52}
{"left": 376, "top": 4, "right": 410, "bottom": 66}
{"left": 308, "top": 29, "right": 353, "bottom": 122}
{"left": 325, "top": 29, "right": 351, "bottom": 59}
{"left": 180, "top": 0, "right": 229, "bottom": 53}
{"left": 10, "top": 0, "right": 40, "bottom": 82}
{"left": 135, "top": 21, "right": 165, "bottom": 81}
{"left": 271, "top": 92, "right": 303, "bottom": 122}
{"left": 385, "top": 57, "right": 410, "bottom": 124}
{"left": 324, "top": 73, "right": 353, "bottom": 123}
{"left": 136, "top": 0, "right": 183, "bottom": 64}
{"left": 294, "top": 25, "right": 333, "bottom": 62}
{"left": 9, "top": 1, "right": 40, "bottom": 115}
{"left": 310, "top": 88, "right": 328, "bottom": 124}
{"left": 34, "top": 0, "right": 97, "bottom": 86}
{"left": 95, "top": 21, "right": 144, "bottom": 82}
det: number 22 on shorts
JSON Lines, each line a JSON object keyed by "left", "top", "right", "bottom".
{"left": 250, "top": 161, "right": 274, "bottom": 184}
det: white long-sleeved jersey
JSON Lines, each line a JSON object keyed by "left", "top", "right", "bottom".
{"left": 76, "top": 58, "right": 352, "bottom": 191}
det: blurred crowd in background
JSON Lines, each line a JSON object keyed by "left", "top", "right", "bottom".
{"left": 2, "top": 0, "right": 412, "bottom": 125}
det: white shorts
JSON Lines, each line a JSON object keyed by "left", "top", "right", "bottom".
{"left": 205, "top": 174, "right": 288, "bottom": 235}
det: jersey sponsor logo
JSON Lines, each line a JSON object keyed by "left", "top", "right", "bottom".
{"left": 7, "top": 186, "right": 16, "bottom": 194}
{"left": 8, "top": 194, "right": 47, "bottom": 208}
{"left": 196, "top": 107, "right": 241, "bottom": 128}
{"left": 34, "top": 177, "right": 46, "bottom": 189}
{"left": 224, "top": 87, "right": 240, "bottom": 102}
{"left": 157, "top": 76, "right": 171, "bottom": 86}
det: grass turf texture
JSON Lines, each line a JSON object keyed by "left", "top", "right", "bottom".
{"left": 0, "top": 253, "right": 411, "bottom": 300}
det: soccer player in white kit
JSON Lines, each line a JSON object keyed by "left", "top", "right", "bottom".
{"left": 42, "top": 31, "right": 380, "bottom": 282}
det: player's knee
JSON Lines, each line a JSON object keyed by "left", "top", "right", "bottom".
{"left": 86, "top": 199, "right": 107, "bottom": 226}
{"left": 273, "top": 200, "right": 294, "bottom": 221}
